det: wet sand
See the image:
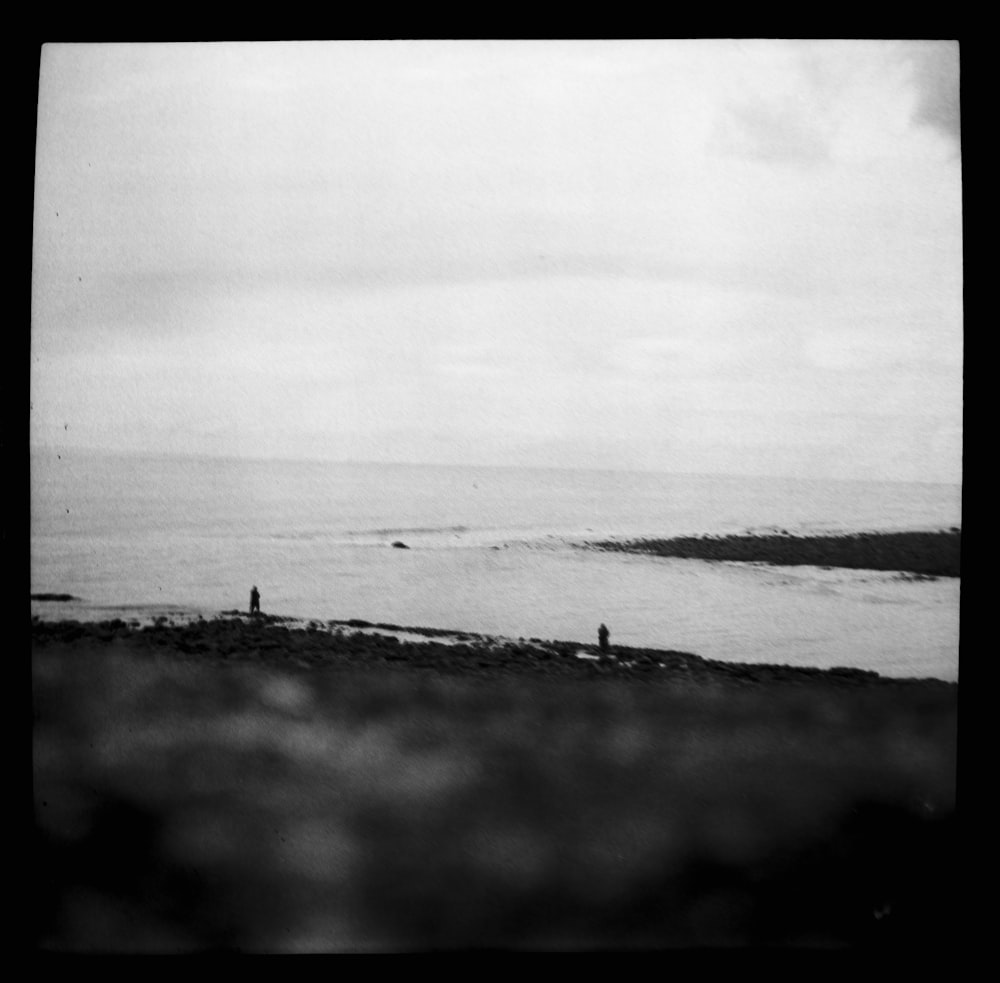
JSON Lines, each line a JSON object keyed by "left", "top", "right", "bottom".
{"left": 33, "top": 614, "right": 958, "bottom": 951}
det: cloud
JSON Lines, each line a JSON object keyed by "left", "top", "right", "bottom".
{"left": 708, "top": 40, "right": 961, "bottom": 167}
{"left": 711, "top": 99, "right": 832, "bottom": 164}
{"left": 906, "top": 41, "right": 961, "bottom": 151}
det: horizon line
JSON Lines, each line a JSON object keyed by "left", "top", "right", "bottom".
{"left": 28, "top": 441, "right": 964, "bottom": 487}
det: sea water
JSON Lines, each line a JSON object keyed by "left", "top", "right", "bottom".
{"left": 30, "top": 448, "right": 962, "bottom": 680}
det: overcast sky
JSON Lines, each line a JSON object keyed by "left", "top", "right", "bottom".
{"left": 31, "top": 40, "right": 962, "bottom": 481}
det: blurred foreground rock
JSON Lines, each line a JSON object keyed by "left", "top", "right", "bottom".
{"left": 33, "top": 619, "right": 958, "bottom": 951}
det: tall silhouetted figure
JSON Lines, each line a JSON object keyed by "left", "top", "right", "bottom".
{"left": 250, "top": 585, "right": 260, "bottom": 615}
{"left": 598, "top": 623, "right": 609, "bottom": 654}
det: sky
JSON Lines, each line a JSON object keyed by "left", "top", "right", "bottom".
{"left": 30, "top": 39, "right": 963, "bottom": 481}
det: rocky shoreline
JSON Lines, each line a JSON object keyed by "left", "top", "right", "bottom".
{"left": 30, "top": 613, "right": 955, "bottom": 690}
{"left": 584, "top": 529, "right": 961, "bottom": 578}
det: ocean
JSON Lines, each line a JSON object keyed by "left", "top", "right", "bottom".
{"left": 30, "top": 448, "right": 962, "bottom": 681}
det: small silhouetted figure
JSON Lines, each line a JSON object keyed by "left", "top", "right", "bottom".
{"left": 250, "top": 585, "right": 260, "bottom": 615}
{"left": 598, "top": 623, "right": 610, "bottom": 654}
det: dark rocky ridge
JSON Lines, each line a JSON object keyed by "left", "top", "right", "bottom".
{"left": 584, "top": 529, "right": 960, "bottom": 578}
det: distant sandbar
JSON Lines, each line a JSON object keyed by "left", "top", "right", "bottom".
{"left": 584, "top": 529, "right": 960, "bottom": 578}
